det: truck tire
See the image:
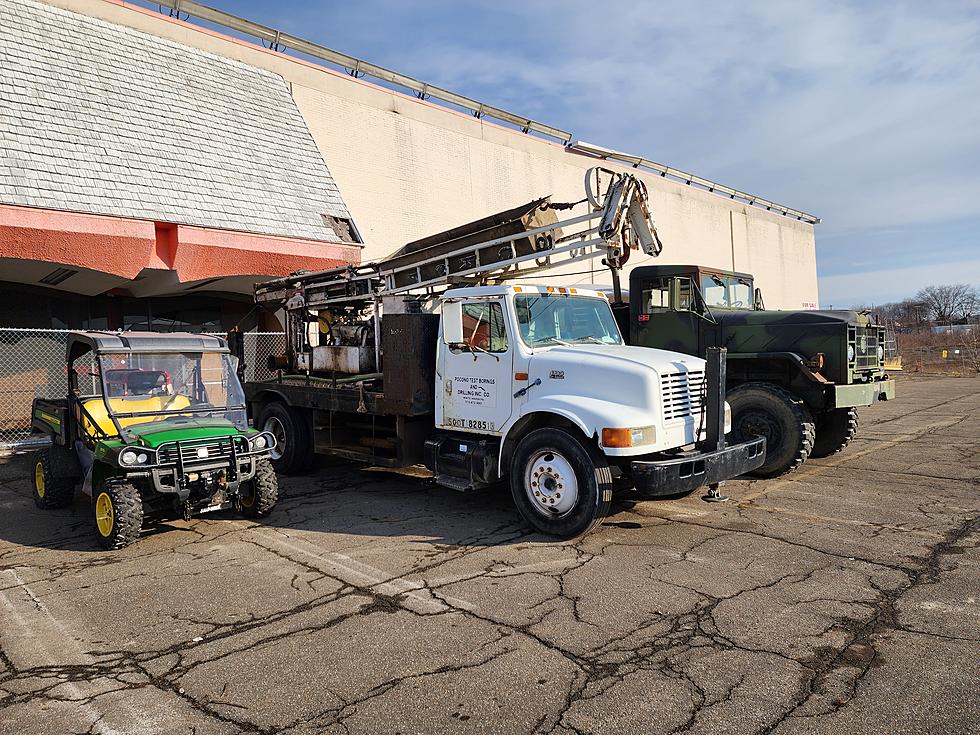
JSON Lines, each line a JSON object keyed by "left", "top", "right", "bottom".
{"left": 257, "top": 402, "right": 312, "bottom": 475}
{"left": 239, "top": 459, "right": 279, "bottom": 517}
{"left": 32, "top": 448, "right": 75, "bottom": 509}
{"left": 811, "top": 408, "right": 859, "bottom": 458}
{"left": 92, "top": 478, "right": 143, "bottom": 550}
{"left": 510, "top": 428, "right": 613, "bottom": 538}
{"left": 727, "top": 382, "right": 815, "bottom": 478}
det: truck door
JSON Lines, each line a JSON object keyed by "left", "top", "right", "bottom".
{"left": 631, "top": 275, "right": 702, "bottom": 357}
{"left": 437, "top": 299, "right": 513, "bottom": 434}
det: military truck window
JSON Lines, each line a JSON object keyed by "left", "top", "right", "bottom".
{"left": 515, "top": 294, "right": 623, "bottom": 346}
{"left": 461, "top": 302, "right": 509, "bottom": 352}
{"left": 728, "top": 278, "right": 753, "bottom": 308}
{"left": 701, "top": 275, "right": 729, "bottom": 307}
{"left": 643, "top": 278, "right": 670, "bottom": 310}
{"left": 642, "top": 277, "right": 694, "bottom": 312}
{"left": 701, "top": 274, "right": 753, "bottom": 309}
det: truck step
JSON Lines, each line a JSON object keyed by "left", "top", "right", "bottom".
{"left": 433, "top": 474, "right": 473, "bottom": 492}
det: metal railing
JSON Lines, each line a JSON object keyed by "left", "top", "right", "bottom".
{"left": 0, "top": 329, "right": 285, "bottom": 450}
{"left": 150, "top": 0, "right": 571, "bottom": 142}
{"left": 143, "top": 1, "right": 815, "bottom": 224}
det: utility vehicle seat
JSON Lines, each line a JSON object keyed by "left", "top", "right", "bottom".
{"left": 80, "top": 395, "right": 191, "bottom": 438}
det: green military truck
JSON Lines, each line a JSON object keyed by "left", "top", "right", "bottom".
{"left": 622, "top": 265, "right": 895, "bottom": 477}
{"left": 30, "top": 332, "right": 279, "bottom": 549}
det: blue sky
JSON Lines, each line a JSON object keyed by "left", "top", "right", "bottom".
{"left": 163, "top": 0, "right": 980, "bottom": 308}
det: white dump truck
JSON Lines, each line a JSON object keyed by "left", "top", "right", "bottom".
{"left": 238, "top": 170, "right": 765, "bottom": 537}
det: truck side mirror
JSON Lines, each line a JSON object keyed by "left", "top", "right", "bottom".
{"left": 754, "top": 287, "right": 765, "bottom": 311}
{"left": 443, "top": 301, "right": 464, "bottom": 344}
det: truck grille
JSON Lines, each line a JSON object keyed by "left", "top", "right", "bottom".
{"left": 157, "top": 437, "right": 243, "bottom": 465}
{"left": 851, "top": 326, "right": 884, "bottom": 371}
{"left": 660, "top": 370, "right": 705, "bottom": 421}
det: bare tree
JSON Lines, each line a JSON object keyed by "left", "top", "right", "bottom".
{"left": 915, "top": 284, "right": 979, "bottom": 323}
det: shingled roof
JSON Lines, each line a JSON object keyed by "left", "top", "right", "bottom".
{"left": 0, "top": 0, "right": 353, "bottom": 243}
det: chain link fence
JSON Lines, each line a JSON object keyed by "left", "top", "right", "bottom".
{"left": 902, "top": 346, "right": 980, "bottom": 375}
{"left": 0, "top": 329, "right": 285, "bottom": 450}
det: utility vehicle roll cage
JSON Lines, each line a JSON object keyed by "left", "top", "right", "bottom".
{"left": 65, "top": 331, "right": 243, "bottom": 442}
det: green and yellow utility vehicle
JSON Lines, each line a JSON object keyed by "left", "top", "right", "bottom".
{"left": 30, "top": 332, "right": 278, "bottom": 549}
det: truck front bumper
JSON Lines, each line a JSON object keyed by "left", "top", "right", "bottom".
{"left": 629, "top": 436, "right": 766, "bottom": 498}
{"left": 832, "top": 378, "right": 895, "bottom": 408}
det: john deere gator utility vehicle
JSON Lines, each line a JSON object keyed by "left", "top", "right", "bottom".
{"left": 623, "top": 265, "right": 895, "bottom": 477}
{"left": 31, "top": 332, "right": 278, "bottom": 549}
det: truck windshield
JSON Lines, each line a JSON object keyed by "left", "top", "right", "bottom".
{"left": 515, "top": 294, "right": 623, "bottom": 347}
{"left": 701, "top": 274, "right": 754, "bottom": 309}
{"left": 96, "top": 352, "right": 246, "bottom": 421}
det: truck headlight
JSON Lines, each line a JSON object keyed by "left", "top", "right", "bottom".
{"left": 847, "top": 345, "right": 856, "bottom": 362}
{"left": 601, "top": 426, "right": 656, "bottom": 448}
{"left": 724, "top": 402, "right": 732, "bottom": 434}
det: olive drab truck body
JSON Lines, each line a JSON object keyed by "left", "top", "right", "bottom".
{"left": 625, "top": 264, "right": 895, "bottom": 477}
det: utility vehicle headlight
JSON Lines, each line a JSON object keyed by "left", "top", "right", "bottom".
{"left": 847, "top": 345, "right": 856, "bottom": 362}
{"left": 120, "top": 449, "right": 153, "bottom": 466}
{"left": 252, "top": 435, "right": 267, "bottom": 449}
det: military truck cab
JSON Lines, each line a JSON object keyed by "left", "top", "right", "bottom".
{"left": 626, "top": 265, "right": 896, "bottom": 477}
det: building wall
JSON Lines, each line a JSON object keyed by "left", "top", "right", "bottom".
{"left": 39, "top": 0, "right": 819, "bottom": 309}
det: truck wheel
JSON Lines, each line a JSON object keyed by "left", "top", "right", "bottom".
{"left": 239, "top": 459, "right": 279, "bottom": 518}
{"left": 727, "top": 382, "right": 815, "bottom": 478}
{"left": 811, "top": 408, "right": 859, "bottom": 458}
{"left": 92, "top": 478, "right": 143, "bottom": 550}
{"left": 32, "top": 448, "right": 75, "bottom": 509}
{"left": 257, "top": 402, "right": 312, "bottom": 474}
{"left": 510, "top": 428, "right": 612, "bottom": 538}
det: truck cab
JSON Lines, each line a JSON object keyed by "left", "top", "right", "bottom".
{"left": 244, "top": 171, "right": 766, "bottom": 539}
{"left": 626, "top": 265, "right": 896, "bottom": 477}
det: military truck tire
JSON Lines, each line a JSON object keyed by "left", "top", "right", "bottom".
{"left": 728, "top": 382, "right": 815, "bottom": 478}
{"left": 31, "top": 448, "right": 76, "bottom": 509}
{"left": 811, "top": 408, "right": 859, "bottom": 458}
{"left": 257, "top": 402, "right": 312, "bottom": 475}
{"left": 510, "top": 428, "right": 612, "bottom": 538}
{"left": 92, "top": 478, "right": 143, "bottom": 550}
{"left": 240, "top": 459, "right": 279, "bottom": 518}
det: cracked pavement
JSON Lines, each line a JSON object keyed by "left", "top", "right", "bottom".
{"left": 1, "top": 374, "right": 978, "bottom": 734}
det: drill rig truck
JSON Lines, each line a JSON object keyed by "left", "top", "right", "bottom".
{"left": 239, "top": 170, "right": 765, "bottom": 537}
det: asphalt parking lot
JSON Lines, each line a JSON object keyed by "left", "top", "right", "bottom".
{"left": 1, "top": 373, "right": 978, "bottom": 735}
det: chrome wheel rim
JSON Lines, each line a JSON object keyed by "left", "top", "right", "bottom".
{"left": 263, "top": 416, "right": 286, "bottom": 461}
{"left": 524, "top": 449, "right": 578, "bottom": 517}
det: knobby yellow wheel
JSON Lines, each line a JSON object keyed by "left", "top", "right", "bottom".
{"left": 31, "top": 448, "right": 75, "bottom": 510}
{"left": 239, "top": 459, "right": 278, "bottom": 518}
{"left": 95, "top": 492, "right": 114, "bottom": 537}
{"left": 34, "top": 462, "right": 46, "bottom": 499}
{"left": 91, "top": 478, "right": 143, "bottom": 550}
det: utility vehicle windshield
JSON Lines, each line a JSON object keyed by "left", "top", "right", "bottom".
{"left": 515, "top": 294, "right": 623, "bottom": 347}
{"left": 95, "top": 352, "right": 246, "bottom": 422}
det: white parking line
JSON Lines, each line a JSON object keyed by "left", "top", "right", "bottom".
{"left": 0, "top": 568, "right": 124, "bottom": 735}
{"left": 252, "top": 529, "right": 475, "bottom": 613}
